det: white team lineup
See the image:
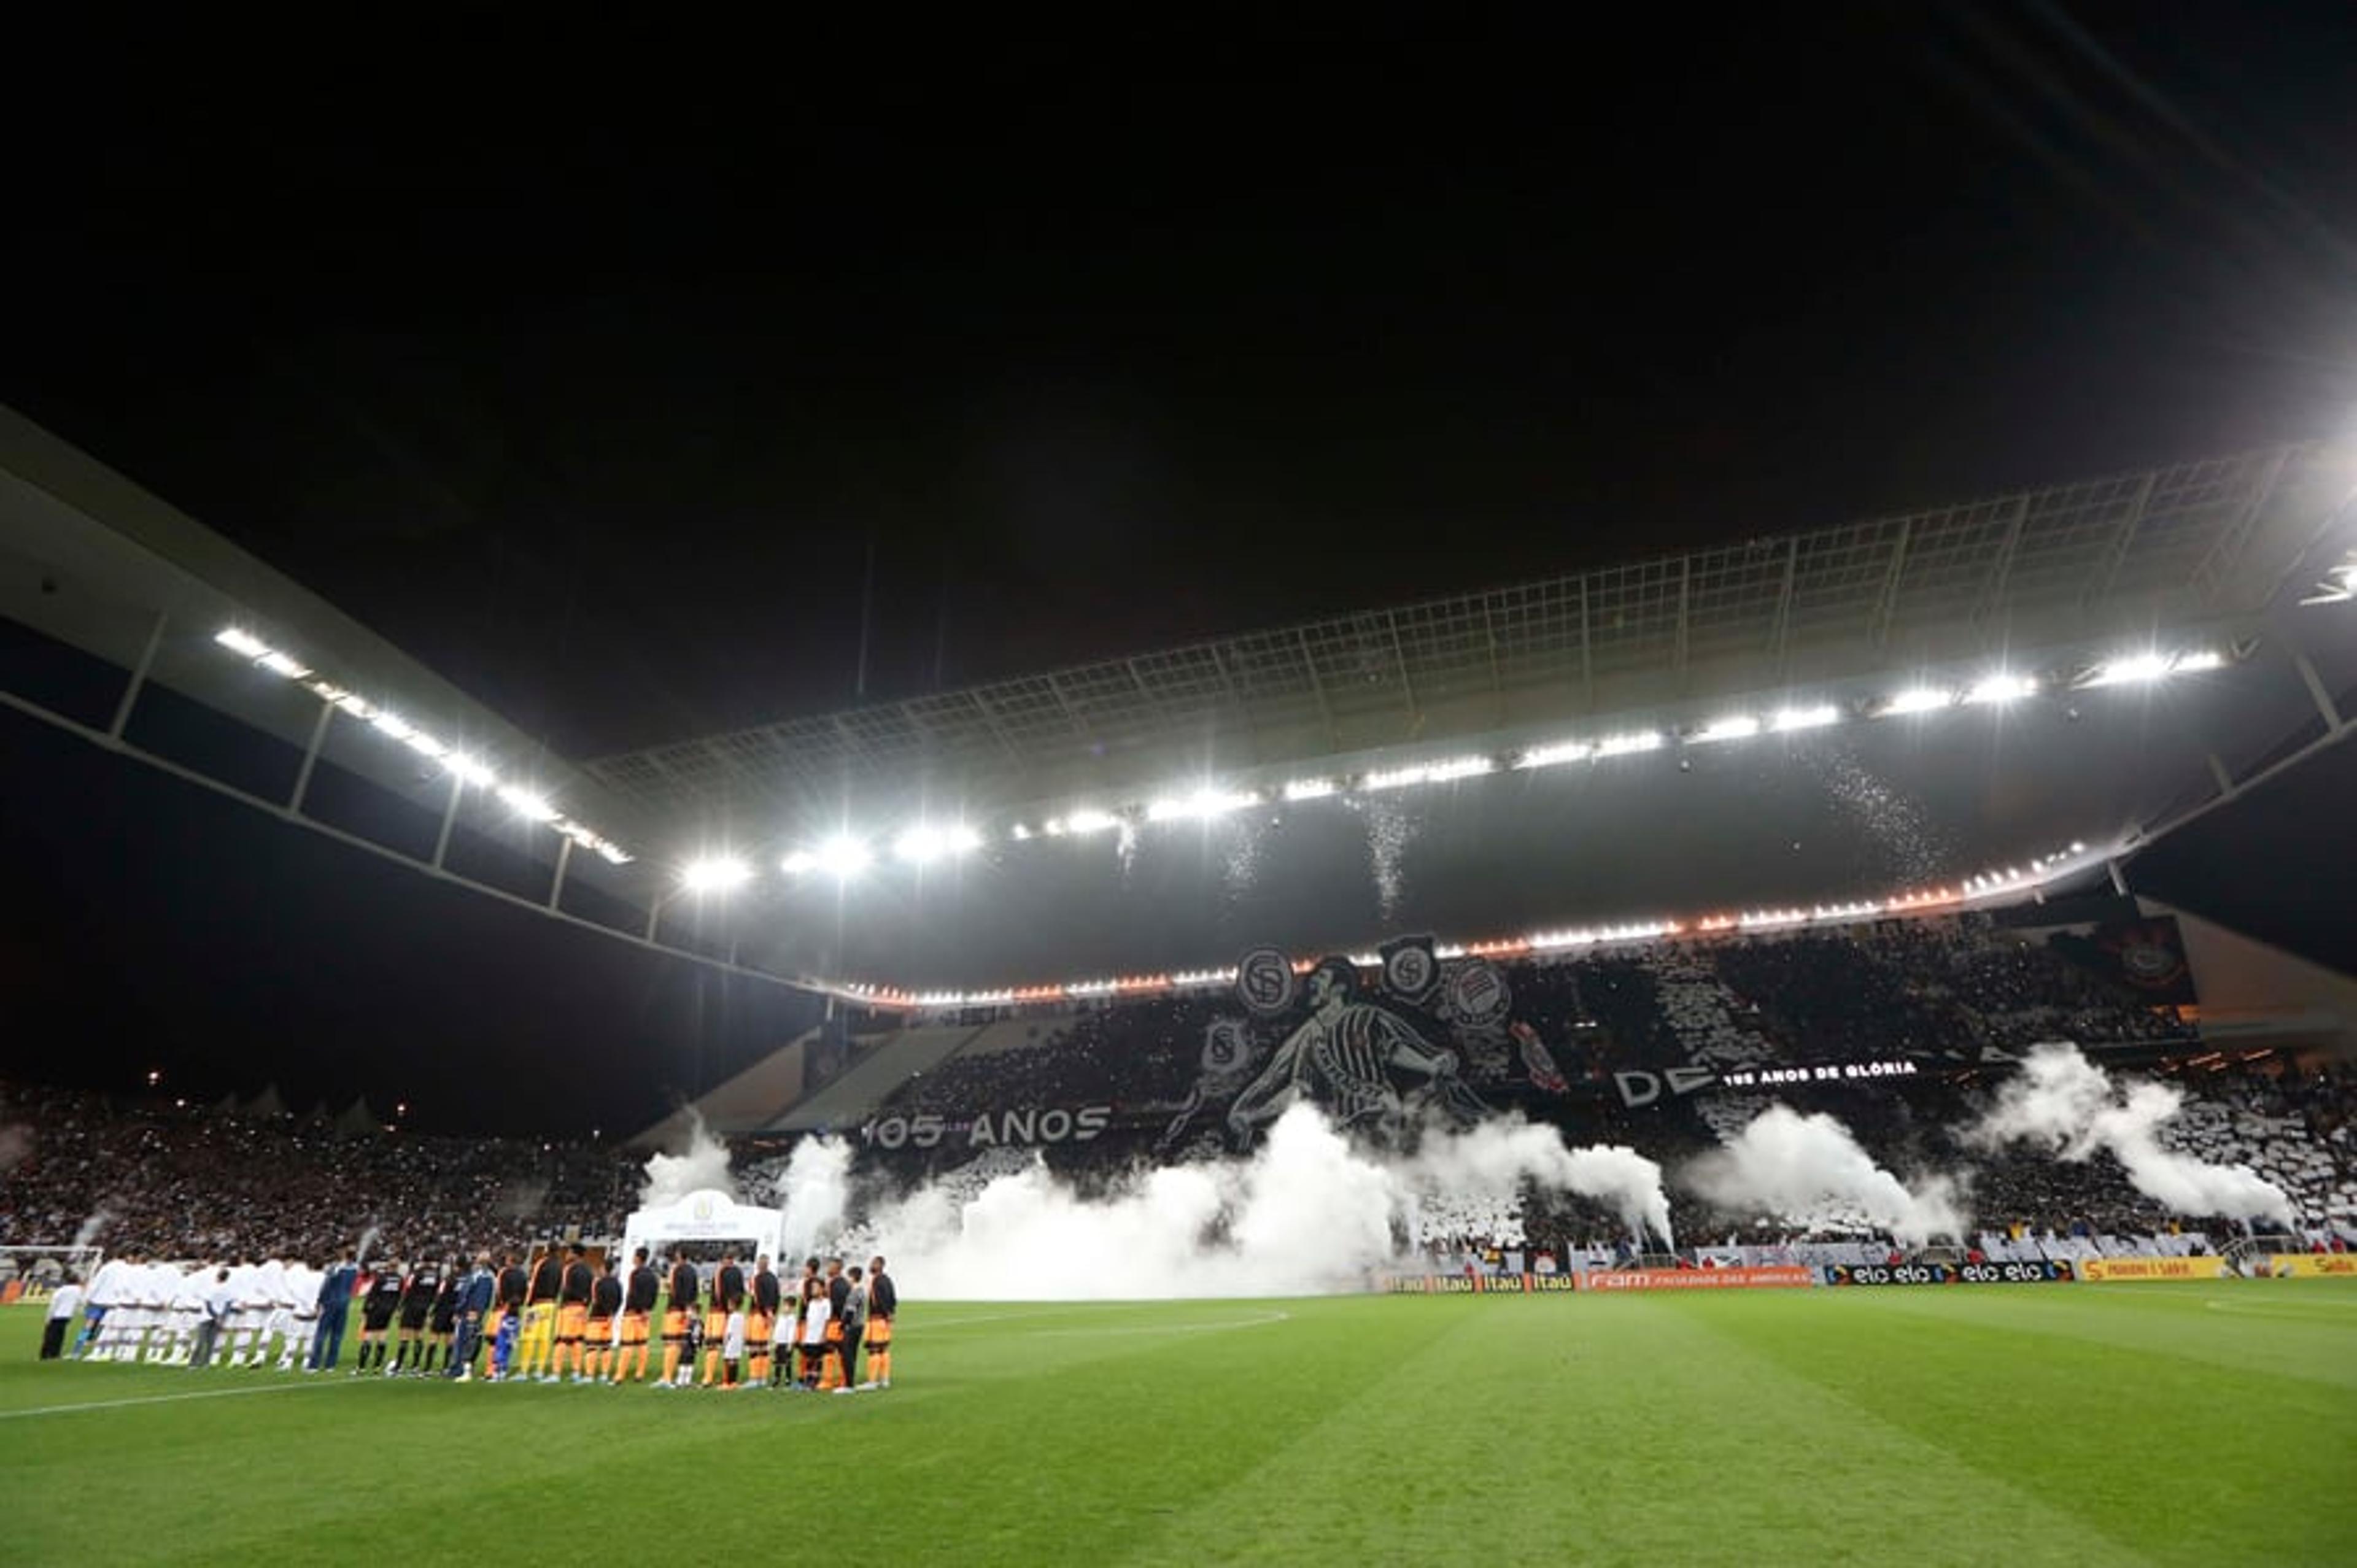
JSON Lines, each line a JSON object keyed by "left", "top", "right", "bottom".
{"left": 39, "top": 1245, "right": 899, "bottom": 1394}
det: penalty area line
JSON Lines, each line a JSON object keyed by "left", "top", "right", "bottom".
{"left": 0, "top": 1379, "right": 334, "bottom": 1421}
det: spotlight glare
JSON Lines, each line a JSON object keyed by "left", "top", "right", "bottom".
{"left": 2086, "top": 652, "right": 2173, "bottom": 688}
{"left": 1595, "top": 731, "right": 1663, "bottom": 758}
{"left": 681, "top": 855, "right": 753, "bottom": 894}
{"left": 1880, "top": 687, "right": 1954, "bottom": 716}
{"left": 497, "top": 784, "right": 558, "bottom": 822}
{"left": 1770, "top": 705, "right": 1840, "bottom": 733}
{"left": 1062, "top": 809, "right": 1120, "bottom": 836}
{"left": 257, "top": 651, "right": 312, "bottom": 679}
{"left": 813, "top": 835, "right": 872, "bottom": 879}
{"left": 1515, "top": 740, "right": 1593, "bottom": 770}
{"left": 1693, "top": 716, "right": 1761, "bottom": 744}
{"left": 2172, "top": 649, "right": 2225, "bottom": 674}
{"left": 444, "top": 754, "right": 496, "bottom": 787}
{"left": 1964, "top": 673, "right": 2037, "bottom": 706}
{"left": 1283, "top": 778, "right": 1339, "bottom": 800}
{"left": 214, "top": 627, "right": 271, "bottom": 658}
{"left": 895, "top": 823, "right": 983, "bottom": 865}
{"left": 780, "top": 850, "right": 817, "bottom": 875}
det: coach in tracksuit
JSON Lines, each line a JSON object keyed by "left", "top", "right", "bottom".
{"left": 446, "top": 1256, "right": 497, "bottom": 1378}
{"left": 308, "top": 1254, "right": 358, "bottom": 1372}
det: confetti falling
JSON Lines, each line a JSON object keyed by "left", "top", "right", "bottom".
{"left": 1355, "top": 795, "right": 1417, "bottom": 920}
{"left": 1805, "top": 744, "right": 1953, "bottom": 884}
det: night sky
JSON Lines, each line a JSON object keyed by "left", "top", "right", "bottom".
{"left": 5, "top": 12, "right": 2355, "bottom": 1130}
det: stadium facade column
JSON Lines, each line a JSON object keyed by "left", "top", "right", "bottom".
{"left": 106, "top": 609, "right": 166, "bottom": 741}
{"left": 285, "top": 698, "right": 335, "bottom": 816}
{"left": 431, "top": 773, "right": 463, "bottom": 870}
{"left": 546, "top": 835, "right": 573, "bottom": 912}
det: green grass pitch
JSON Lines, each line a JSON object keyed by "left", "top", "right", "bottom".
{"left": 4, "top": 1281, "right": 2353, "bottom": 1566}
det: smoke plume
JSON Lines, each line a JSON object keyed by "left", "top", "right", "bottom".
{"left": 0, "top": 1121, "right": 31, "bottom": 1176}
{"left": 780, "top": 1105, "right": 1673, "bottom": 1300}
{"left": 71, "top": 1209, "right": 112, "bottom": 1250}
{"left": 640, "top": 1110, "right": 736, "bottom": 1208}
{"left": 1685, "top": 1103, "right": 1965, "bottom": 1245}
{"left": 1411, "top": 1119, "right": 1675, "bottom": 1248}
{"left": 770, "top": 1135, "right": 854, "bottom": 1264}
{"left": 1969, "top": 1044, "right": 2294, "bottom": 1227}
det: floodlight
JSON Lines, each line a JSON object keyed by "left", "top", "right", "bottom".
{"left": 1770, "top": 705, "right": 1840, "bottom": 733}
{"left": 257, "top": 651, "right": 312, "bottom": 679}
{"left": 444, "top": 754, "right": 497, "bottom": 787}
{"left": 1595, "top": 731, "right": 1662, "bottom": 758}
{"left": 497, "top": 785, "right": 558, "bottom": 822}
{"left": 1147, "top": 787, "right": 1256, "bottom": 822}
{"left": 214, "top": 627, "right": 271, "bottom": 658}
{"left": 1011, "top": 824, "right": 1033, "bottom": 841}
{"left": 2170, "top": 649, "right": 2224, "bottom": 674}
{"left": 780, "top": 849, "right": 817, "bottom": 875}
{"left": 896, "top": 823, "right": 983, "bottom": 865}
{"left": 1879, "top": 687, "right": 1954, "bottom": 716}
{"left": 330, "top": 692, "right": 376, "bottom": 720}
{"left": 1062, "top": 809, "right": 1120, "bottom": 836}
{"left": 1515, "top": 740, "right": 1592, "bottom": 770}
{"left": 400, "top": 730, "right": 449, "bottom": 760}
{"left": 1692, "top": 716, "right": 1761, "bottom": 744}
{"left": 370, "top": 711, "right": 417, "bottom": 741}
{"left": 1283, "top": 778, "right": 1339, "bottom": 800}
{"left": 681, "top": 855, "right": 753, "bottom": 894}
{"left": 1964, "top": 673, "right": 2037, "bottom": 705}
{"left": 2085, "top": 652, "right": 2172, "bottom": 688}
{"left": 813, "top": 835, "right": 872, "bottom": 879}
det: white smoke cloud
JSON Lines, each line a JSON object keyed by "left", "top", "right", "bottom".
{"left": 640, "top": 1110, "right": 736, "bottom": 1208}
{"left": 1411, "top": 1119, "right": 1675, "bottom": 1248}
{"left": 1969, "top": 1043, "right": 2294, "bottom": 1227}
{"left": 0, "top": 1122, "right": 31, "bottom": 1176}
{"left": 784, "top": 1105, "right": 1673, "bottom": 1300}
{"left": 769, "top": 1136, "right": 854, "bottom": 1265}
{"left": 71, "top": 1209, "right": 112, "bottom": 1251}
{"left": 1685, "top": 1103, "right": 1966, "bottom": 1245}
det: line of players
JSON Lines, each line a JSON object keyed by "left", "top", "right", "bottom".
{"left": 452, "top": 1245, "right": 896, "bottom": 1391}
{"left": 60, "top": 1245, "right": 898, "bottom": 1393}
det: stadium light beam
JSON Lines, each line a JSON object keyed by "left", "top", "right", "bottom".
{"left": 497, "top": 784, "right": 559, "bottom": 823}
{"left": 681, "top": 855, "right": 754, "bottom": 894}
{"left": 1770, "top": 705, "right": 1840, "bottom": 733}
{"left": 813, "top": 835, "right": 873, "bottom": 880}
{"left": 1879, "top": 687, "right": 1955, "bottom": 716}
{"left": 896, "top": 823, "right": 984, "bottom": 865}
{"left": 1692, "top": 716, "right": 1761, "bottom": 744}
{"left": 1964, "top": 673, "right": 2037, "bottom": 706}
{"left": 1515, "top": 740, "right": 1593, "bottom": 770}
{"left": 214, "top": 627, "right": 271, "bottom": 658}
{"left": 2084, "top": 652, "right": 2173, "bottom": 688}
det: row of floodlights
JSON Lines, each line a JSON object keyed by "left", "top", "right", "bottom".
{"left": 836, "top": 841, "right": 2109, "bottom": 1009}
{"left": 1962, "top": 841, "right": 2088, "bottom": 895}
{"left": 212, "top": 628, "right": 632, "bottom": 864}
{"left": 734, "top": 651, "right": 2217, "bottom": 892}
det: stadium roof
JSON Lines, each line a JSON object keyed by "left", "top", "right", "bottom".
{"left": 6, "top": 403, "right": 2354, "bottom": 993}
{"left": 586, "top": 441, "right": 2353, "bottom": 841}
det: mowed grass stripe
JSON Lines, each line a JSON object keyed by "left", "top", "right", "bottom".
{"left": 1125, "top": 1295, "right": 2145, "bottom": 1568}
{"left": 1676, "top": 1283, "right": 2357, "bottom": 1563}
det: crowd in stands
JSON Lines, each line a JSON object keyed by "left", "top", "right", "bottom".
{"left": 0, "top": 1082, "right": 640, "bottom": 1265}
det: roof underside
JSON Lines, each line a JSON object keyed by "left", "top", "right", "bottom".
{"left": 587, "top": 442, "right": 2352, "bottom": 840}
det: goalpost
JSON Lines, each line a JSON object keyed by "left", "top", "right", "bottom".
{"left": 0, "top": 1245, "right": 105, "bottom": 1303}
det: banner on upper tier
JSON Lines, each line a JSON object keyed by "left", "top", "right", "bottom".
{"left": 2258, "top": 1254, "right": 2357, "bottom": 1278}
{"left": 2075, "top": 1256, "right": 2229, "bottom": 1282}
{"left": 1822, "top": 1261, "right": 2075, "bottom": 1286}
{"left": 1576, "top": 1267, "right": 1816, "bottom": 1292}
